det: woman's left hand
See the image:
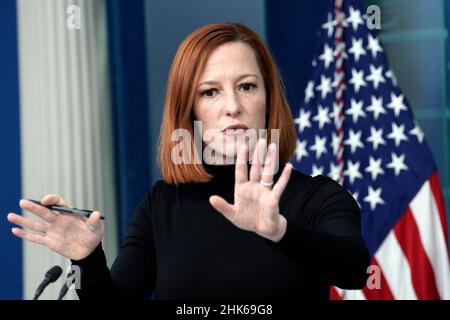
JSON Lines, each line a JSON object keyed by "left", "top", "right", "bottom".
{"left": 209, "top": 139, "right": 293, "bottom": 242}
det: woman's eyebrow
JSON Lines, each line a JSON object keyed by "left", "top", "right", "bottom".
{"left": 198, "top": 73, "right": 258, "bottom": 86}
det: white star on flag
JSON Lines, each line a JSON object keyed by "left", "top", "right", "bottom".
{"left": 345, "top": 98, "right": 366, "bottom": 123}
{"left": 344, "top": 129, "right": 364, "bottom": 154}
{"left": 304, "top": 81, "right": 315, "bottom": 103}
{"left": 364, "top": 186, "right": 385, "bottom": 210}
{"left": 328, "top": 162, "right": 342, "bottom": 182}
{"left": 294, "top": 109, "right": 312, "bottom": 133}
{"left": 387, "top": 122, "right": 408, "bottom": 147}
{"left": 346, "top": 6, "right": 364, "bottom": 31}
{"left": 349, "top": 68, "right": 367, "bottom": 93}
{"left": 316, "top": 75, "right": 332, "bottom": 99}
{"left": 344, "top": 160, "right": 363, "bottom": 184}
{"left": 385, "top": 70, "right": 398, "bottom": 86}
{"left": 409, "top": 122, "right": 424, "bottom": 143}
{"left": 366, "top": 34, "right": 383, "bottom": 58}
{"left": 310, "top": 135, "right": 327, "bottom": 159}
{"left": 319, "top": 44, "right": 334, "bottom": 69}
{"left": 366, "top": 95, "right": 386, "bottom": 120}
{"left": 295, "top": 139, "right": 309, "bottom": 162}
{"left": 367, "top": 126, "right": 386, "bottom": 151}
{"left": 365, "top": 156, "right": 385, "bottom": 181}
{"left": 386, "top": 152, "right": 408, "bottom": 176}
{"left": 311, "top": 164, "right": 324, "bottom": 177}
{"left": 348, "top": 37, "right": 366, "bottom": 62}
{"left": 387, "top": 92, "right": 408, "bottom": 117}
{"left": 321, "top": 13, "right": 335, "bottom": 38}
{"left": 366, "top": 65, "right": 385, "bottom": 89}
{"left": 313, "top": 105, "right": 331, "bottom": 129}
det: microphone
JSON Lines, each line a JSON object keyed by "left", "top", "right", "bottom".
{"left": 33, "top": 265, "right": 63, "bottom": 300}
{"left": 57, "top": 270, "right": 76, "bottom": 300}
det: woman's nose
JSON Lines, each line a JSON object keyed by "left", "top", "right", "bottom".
{"left": 224, "top": 91, "right": 241, "bottom": 116}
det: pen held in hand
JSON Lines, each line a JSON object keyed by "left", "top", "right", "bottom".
{"left": 26, "top": 199, "right": 105, "bottom": 220}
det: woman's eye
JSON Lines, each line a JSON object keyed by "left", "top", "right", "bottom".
{"left": 240, "top": 83, "right": 257, "bottom": 91}
{"left": 201, "top": 88, "right": 218, "bottom": 97}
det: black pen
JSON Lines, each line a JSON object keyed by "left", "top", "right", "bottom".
{"left": 26, "top": 199, "right": 105, "bottom": 220}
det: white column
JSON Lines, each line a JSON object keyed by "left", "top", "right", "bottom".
{"left": 17, "top": 0, "right": 118, "bottom": 300}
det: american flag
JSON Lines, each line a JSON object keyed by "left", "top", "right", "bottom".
{"left": 292, "top": 0, "right": 450, "bottom": 299}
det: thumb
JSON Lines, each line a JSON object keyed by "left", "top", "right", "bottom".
{"left": 209, "top": 196, "right": 234, "bottom": 221}
{"left": 86, "top": 211, "right": 102, "bottom": 233}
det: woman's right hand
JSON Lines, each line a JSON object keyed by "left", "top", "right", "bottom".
{"left": 7, "top": 195, "right": 104, "bottom": 260}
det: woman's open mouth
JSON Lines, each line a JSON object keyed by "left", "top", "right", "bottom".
{"left": 221, "top": 124, "right": 249, "bottom": 135}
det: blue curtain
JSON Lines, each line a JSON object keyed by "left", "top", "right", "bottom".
{"left": 0, "top": 0, "right": 22, "bottom": 299}
{"left": 107, "top": 0, "right": 152, "bottom": 242}
{"left": 266, "top": 0, "right": 328, "bottom": 114}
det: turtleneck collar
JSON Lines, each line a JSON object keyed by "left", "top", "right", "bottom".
{"left": 204, "top": 163, "right": 238, "bottom": 178}
{"left": 203, "top": 162, "right": 282, "bottom": 180}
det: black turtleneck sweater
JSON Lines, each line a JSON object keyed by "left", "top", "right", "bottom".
{"left": 72, "top": 165, "right": 370, "bottom": 300}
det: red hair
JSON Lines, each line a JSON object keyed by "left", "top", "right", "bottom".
{"left": 158, "top": 23, "right": 296, "bottom": 184}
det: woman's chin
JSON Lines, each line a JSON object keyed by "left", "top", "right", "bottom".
{"left": 203, "top": 140, "right": 258, "bottom": 164}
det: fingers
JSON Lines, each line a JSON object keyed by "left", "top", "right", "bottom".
{"left": 7, "top": 213, "right": 48, "bottom": 234}
{"left": 85, "top": 211, "right": 102, "bottom": 233}
{"left": 19, "top": 199, "right": 57, "bottom": 223}
{"left": 272, "top": 163, "right": 293, "bottom": 201}
{"left": 260, "top": 143, "right": 277, "bottom": 184}
{"left": 41, "top": 194, "right": 70, "bottom": 207}
{"left": 250, "top": 139, "right": 267, "bottom": 182}
{"left": 209, "top": 195, "right": 235, "bottom": 221}
{"left": 11, "top": 227, "right": 46, "bottom": 246}
{"left": 235, "top": 144, "right": 248, "bottom": 184}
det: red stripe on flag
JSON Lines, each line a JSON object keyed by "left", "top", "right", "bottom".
{"left": 362, "top": 257, "right": 394, "bottom": 299}
{"left": 394, "top": 208, "right": 440, "bottom": 299}
{"left": 330, "top": 287, "right": 342, "bottom": 300}
{"left": 429, "top": 171, "right": 449, "bottom": 246}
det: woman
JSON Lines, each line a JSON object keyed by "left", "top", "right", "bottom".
{"left": 7, "top": 23, "right": 370, "bottom": 299}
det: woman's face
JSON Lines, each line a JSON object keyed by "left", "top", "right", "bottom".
{"left": 193, "top": 41, "right": 267, "bottom": 162}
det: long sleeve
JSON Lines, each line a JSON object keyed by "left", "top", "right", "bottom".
{"left": 72, "top": 189, "right": 156, "bottom": 300}
{"left": 265, "top": 175, "right": 370, "bottom": 289}
{"left": 72, "top": 167, "right": 370, "bottom": 299}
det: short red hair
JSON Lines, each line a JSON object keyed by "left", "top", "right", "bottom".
{"left": 158, "top": 23, "right": 296, "bottom": 184}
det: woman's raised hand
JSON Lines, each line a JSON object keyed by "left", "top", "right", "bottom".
{"left": 7, "top": 195, "right": 104, "bottom": 260}
{"left": 209, "top": 139, "right": 293, "bottom": 242}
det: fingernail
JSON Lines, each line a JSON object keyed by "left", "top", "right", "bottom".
{"left": 286, "top": 163, "right": 293, "bottom": 168}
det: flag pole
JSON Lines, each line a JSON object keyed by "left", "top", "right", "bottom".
{"left": 334, "top": 0, "right": 346, "bottom": 185}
